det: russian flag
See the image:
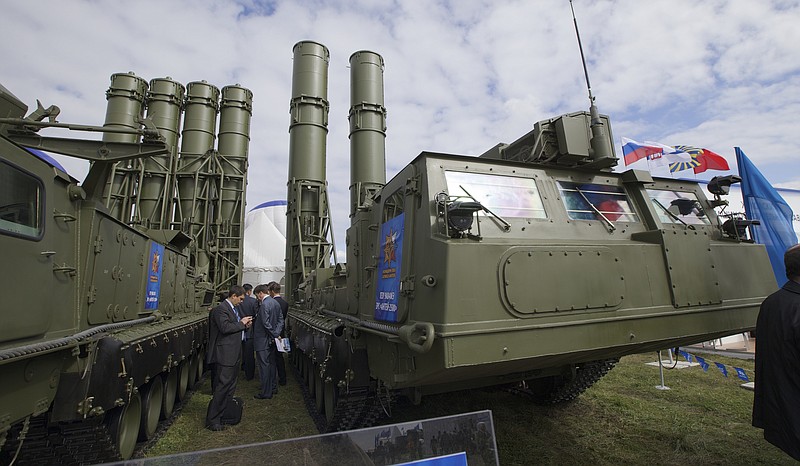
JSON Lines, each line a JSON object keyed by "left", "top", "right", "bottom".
{"left": 621, "top": 137, "right": 664, "bottom": 166}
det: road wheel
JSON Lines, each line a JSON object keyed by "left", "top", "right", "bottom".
{"left": 314, "top": 366, "right": 324, "bottom": 414}
{"left": 195, "top": 348, "right": 205, "bottom": 381}
{"left": 307, "top": 358, "right": 316, "bottom": 397}
{"left": 177, "top": 360, "right": 190, "bottom": 401}
{"left": 188, "top": 353, "right": 200, "bottom": 389}
{"left": 161, "top": 370, "right": 178, "bottom": 419}
{"left": 324, "top": 379, "right": 338, "bottom": 424}
{"left": 138, "top": 377, "right": 163, "bottom": 441}
{"left": 106, "top": 390, "right": 142, "bottom": 460}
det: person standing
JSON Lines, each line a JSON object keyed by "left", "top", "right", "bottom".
{"left": 269, "top": 281, "right": 290, "bottom": 386}
{"left": 253, "top": 284, "right": 284, "bottom": 399}
{"left": 205, "top": 285, "right": 252, "bottom": 431}
{"left": 239, "top": 284, "right": 259, "bottom": 381}
{"left": 752, "top": 244, "right": 800, "bottom": 461}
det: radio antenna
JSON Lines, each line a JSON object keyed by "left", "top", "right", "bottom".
{"left": 569, "top": 0, "right": 613, "bottom": 163}
{"left": 570, "top": 0, "right": 594, "bottom": 106}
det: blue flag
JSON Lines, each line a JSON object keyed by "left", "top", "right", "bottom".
{"left": 679, "top": 350, "right": 693, "bottom": 363}
{"left": 694, "top": 355, "right": 709, "bottom": 372}
{"left": 736, "top": 147, "right": 798, "bottom": 287}
{"left": 733, "top": 367, "right": 749, "bottom": 382}
{"left": 715, "top": 362, "right": 728, "bottom": 377}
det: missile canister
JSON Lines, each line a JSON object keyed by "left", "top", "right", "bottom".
{"left": 218, "top": 84, "right": 252, "bottom": 226}
{"left": 217, "top": 84, "right": 253, "bottom": 279}
{"left": 288, "top": 40, "right": 330, "bottom": 185}
{"left": 140, "top": 77, "right": 185, "bottom": 228}
{"left": 348, "top": 50, "right": 387, "bottom": 219}
{"left": 102, "top": 72, "right": 148, "bottom": 219}
{"left": 176, "top": 80, "right": 219, "bottom": 274}
{"left": 286, "top": 40, "right": 333, "bottom": 299}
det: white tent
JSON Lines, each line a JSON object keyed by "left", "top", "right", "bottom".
{"left": 242, "top": 200, "right": 287, "bottom": 287}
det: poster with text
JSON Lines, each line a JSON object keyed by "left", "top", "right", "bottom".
{"left": 145, "top": 242, "right": 164, "bottom": 310}
{"left": 375, "top": 213, "right": 404, "bottom": 322}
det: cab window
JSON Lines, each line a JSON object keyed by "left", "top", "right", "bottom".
{"left": 382, "top": 189, "right": 404, "bottom": 222}
{"left": 445, "top": 171, "right": 546, "bottom": 219}
{"left": 0, "top": 160, "right": 43, "bottom": 239}
{"left": 558, "top": 181, "right": 638, "bottom": 222}
{"left": 647, "top": 189, "right": 711, "bottom": 225}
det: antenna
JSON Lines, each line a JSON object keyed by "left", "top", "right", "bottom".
{"left": 569, "top": 0, "right": 613, "bottom": 162}
{"left": 570, "top": 0, "right": 594, "bottom": 107}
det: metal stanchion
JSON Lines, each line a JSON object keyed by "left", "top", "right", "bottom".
{"left": 655, "top": 350, "right": 670, "bottom": 390}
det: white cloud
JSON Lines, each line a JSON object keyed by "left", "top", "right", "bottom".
{"left": 3, "top": 0, "right": 800, "bottom": 250}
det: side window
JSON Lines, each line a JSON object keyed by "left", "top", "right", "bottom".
{"left": 558, "top": 181, "right": 638, "bottom": 222}
{"left": 647, "top": 189, "right": 711, "bottom": 225}
{"left": 382, "top": 189, "right": 404, "bottom": 222}
{"left": 0, "top": 160, "right": 43, "bottom": 239}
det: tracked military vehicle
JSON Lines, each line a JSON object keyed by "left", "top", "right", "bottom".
{"left": 0, "top": 74, "right": 251, "bottom": 463}
{"left": 283, "top": 41, "right": 776, "bottom": 432}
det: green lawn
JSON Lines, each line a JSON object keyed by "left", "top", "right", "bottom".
{"left": 146, "top": 352, "right": 794, "bottom": 465}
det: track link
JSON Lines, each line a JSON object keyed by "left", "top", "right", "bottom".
{"left": 291, "top": 353, "right": 389, "bottom": 434}
{"left": 510, "top": 358, "right": 619, "bottom": 405}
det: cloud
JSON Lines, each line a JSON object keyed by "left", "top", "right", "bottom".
{"left": 3, "top": 0, "right": 800, "bottom": 250}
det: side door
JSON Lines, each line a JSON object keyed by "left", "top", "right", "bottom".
{"left": 0, "top": 142, "right": 52, "bottom": 342}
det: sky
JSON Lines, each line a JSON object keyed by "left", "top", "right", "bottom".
{"left": 3, "top": 0, "right": 800, "bottom": 256}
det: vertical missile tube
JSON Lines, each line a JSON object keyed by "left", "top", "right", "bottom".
{"left": 288, "top": 41, "right": 330, "bottom": 184}
{"left": 102, "top": 72, "right": 148, "bottom": 220}
{"left": 217, "top": 84, "right": 253, "bottom": 288}
{"left": 286, "top": 40, "right": 332, "bottom": 302}
{"left": 218, "top": 84, "right": 252, "bottom": 228}
{"left": 176, "top": 81, "right": 220, "bottom": 276}
{"left": 348, "top": 50, "right": 387, "bottom": 220}
{"left": 140, "top": 77, "right": 185, "bottom": 229}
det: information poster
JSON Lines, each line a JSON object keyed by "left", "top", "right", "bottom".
{"left": 145, "top": 242, "right": 164, "bottom": 310}
{"left": 375, "top": 213, "right": 404, "bottom": 322}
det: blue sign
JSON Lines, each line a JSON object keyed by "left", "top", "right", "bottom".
{"left": 375, "top": 213, "right": 404, "bottom": 322}
{"left": 145, "top": 242, "right": 165, "bottom": 310}
{"left": 403, "top": 452, "right": 468, "bottom": 466}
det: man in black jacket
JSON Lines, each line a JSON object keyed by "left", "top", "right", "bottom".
{"left": 238, "top": 284, "right": 259, "bottom": 380}
{"left": 269, "top": 282, "right": 290, "bottom": 385}
{"left": 205, "top": 285, "right": 252, "bottom": 431}
{"left": 753, "top": 243, "right": 800, "bottom": 460}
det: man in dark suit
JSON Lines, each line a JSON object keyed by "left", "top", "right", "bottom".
{"left": 253, "top": 283, "right": 284, "bottom": 399}
{"left": 269, "top": 281, "right": 290, "bottom": 386}
{"left": 205, "top": 285, "right": 252, "bottom": 431}
{"left": 753, "top": 244, "right": 800, "bottom": 461}
{"left": 238, "top": 284, "right": 259, "bottom": 381}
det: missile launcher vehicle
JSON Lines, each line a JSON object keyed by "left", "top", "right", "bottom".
{"left": 283, "top": 41, "right": 776, "bottom": 432}
{"left": 0, "top": 74, "right": 251, "bottom": 463}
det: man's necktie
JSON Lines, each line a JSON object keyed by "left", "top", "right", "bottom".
{"left": 232, "top": 303, "right": 244, "bottom": 341}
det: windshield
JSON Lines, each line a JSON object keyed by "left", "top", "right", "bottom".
{"left": 444, "top": 171, "right": 546, "bottom": 219}
{"left": 558, "top": 181, "right": 638, "bottom": 222}
{"left": 647, "top": 189, "right": 710, "bottom": 225}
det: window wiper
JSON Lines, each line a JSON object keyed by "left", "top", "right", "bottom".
{"left": 459, "top": 185, "right": 511, "bottom": 232}
{"left": 653, "top": 199, "right": 695, "bottom": 230}
{"left": 574, "top": 186, "right": 616, "bottom": 232}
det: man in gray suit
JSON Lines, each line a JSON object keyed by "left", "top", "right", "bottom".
{"left": 205, "top": 285, "right": 252, "bottom": 431}
{"left": 253, "top": 283, "right": 284, "bottom": 399}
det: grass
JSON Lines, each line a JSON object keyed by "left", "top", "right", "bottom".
{"left": 146, "top": 352, "right": 795, "bottom": 465}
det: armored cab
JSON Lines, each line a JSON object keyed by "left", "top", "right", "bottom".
{"left": 284, "top": 42, "right": 776, "bottom": 431}
{"left": 0, "top": 74, "right": 250, "bottom": 463}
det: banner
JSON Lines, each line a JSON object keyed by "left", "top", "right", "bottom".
{"left": 145, "top": 242, "right": 165, "bottom": 310}
{"left": 736, "top": 147, "right": 798, "bottom": 286}
{"left": 375, "top": 213, "right": 404, "bottom": 322}
{"left": 677, "top": 349, "right": 752, "bottom": 382}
